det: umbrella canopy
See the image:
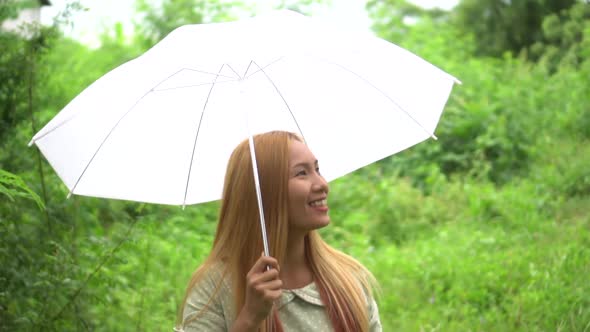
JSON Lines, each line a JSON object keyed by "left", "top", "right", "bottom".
{"left": 30, "top": 10, "right": 459, "bottom": 206}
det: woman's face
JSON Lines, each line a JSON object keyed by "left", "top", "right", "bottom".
{"left": 287, "top": 140, "right": 330, "bottom": 234}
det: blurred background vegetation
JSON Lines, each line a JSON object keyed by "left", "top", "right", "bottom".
{"left": 1, "top": 0, "right": 589, "bottom": 331}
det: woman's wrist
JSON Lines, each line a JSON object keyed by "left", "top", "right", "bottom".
{"left": 230, "top": 308, "right": 260, "bottom": 332}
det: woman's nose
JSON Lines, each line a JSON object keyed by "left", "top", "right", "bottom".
{"left": 312, "top": 174, "right": 329, "bottom": 194}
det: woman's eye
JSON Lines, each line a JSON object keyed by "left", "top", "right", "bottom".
{"left": 315, "top": 167, "right": 321, "bottom": 175}
{"left": 296, "top": 170, "right": 307, "bottom": 176}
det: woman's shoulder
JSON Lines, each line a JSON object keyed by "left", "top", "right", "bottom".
{"left": 183, "top": 261, "right": 234, "bottom": 314}
{"left": 188, "top": 261, "right": 231, "bottom": 294}
{"left": 180, "top": 262, "right": 235, "bottom": 331}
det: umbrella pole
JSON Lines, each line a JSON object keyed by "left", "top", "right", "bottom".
{"left": 248, "top": 135, "right": 271, "bottom": 258}
{"left": 240, "top": 80, "right": 271, "bottom": 258}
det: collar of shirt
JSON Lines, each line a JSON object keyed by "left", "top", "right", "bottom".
{"left": 276, "top": 282, "right": 324, "bottom": 309}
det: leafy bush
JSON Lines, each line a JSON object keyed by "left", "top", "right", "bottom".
{"left": 359, "top": 177, "right": 589, "bottom": 331}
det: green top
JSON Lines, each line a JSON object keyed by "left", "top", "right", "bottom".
{"left": 176, "top": 267, "right": 382, "bottom": 331}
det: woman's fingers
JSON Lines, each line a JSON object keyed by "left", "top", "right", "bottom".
{"left": 247, "top": 255, "right": 280, "bottom": 288}
{"left": 251, "top": 275, "right": 282, "bottom": 291}
{"left": 262, "top": 288, "right": 282, "bottom": 302}
{"left": 250, "top": 254, "right": 279, "bottom": 274}
{"left": 264, "top": 278, "right": 283, "bottom": 291}
{"left": 247, "top": 255, "right": 283, "bottom": 295}
{"left": 249, "top": 268, "right": 279, "bottom": 285}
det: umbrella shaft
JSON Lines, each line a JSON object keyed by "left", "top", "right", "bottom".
{"left": 248, "top": 135, "right": 271, "bottom": 258}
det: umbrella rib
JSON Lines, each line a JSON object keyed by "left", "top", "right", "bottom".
{"left": 308, "top": 55, "right": 437, "bottom": 139}
{"left": 68, "top": 67, "right": 222, "bottom": 196}
{"left": 179, "top": 67, "right": 237, "bottom": 80}
{"left": 242, "top": 61, "right": 253, "bottom": 79}
{"left": 245, "top": 60, "right": 307, "bottom": 144}
{"left": 68, "top": 89, "right": 155, "bottom": 196}
{"left": 30, "top": 68, "right": 237, "bottom": 147}
{"left": 152, "top": 68, "right": 238, "bottom": 91}
{"left": 182, "top": 64, "right": 226, "bottom": 207}
{"left": 28, "top": 114, "right": 76, "bottom": 146}
{"left": 225, "top": 64, "right": 243, "bottom": 80}
{"left": 243, "top": 57, "right": 285, "bottom": 80}
{"left": 152, "top": 79, "right": 237, "bottom": 92}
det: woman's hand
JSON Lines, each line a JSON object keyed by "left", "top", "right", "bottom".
{"left": 231, "top": 255, "right": 282, "bottom": 332}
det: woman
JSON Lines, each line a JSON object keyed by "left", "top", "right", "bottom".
{"left": 176, "top": 131, "right": 381, "bottom": 332}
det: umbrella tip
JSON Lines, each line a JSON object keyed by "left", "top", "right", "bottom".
{"left": 27, "top": 139, "right": 35, "bottom": 147}
{"left": 431, "top": 134, "right": 438, "bottom": 140}
{"left": 182, "top": 204, "right": 186, "bottom": 210}
{"left": 454, "top": 78, "right": 463, "bottom": 85}
{"left": 67, "top": 192, "right": 72, "bottom": 199}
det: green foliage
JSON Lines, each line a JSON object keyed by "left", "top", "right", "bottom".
{"left": 366, "top": 0, "right": 451, "bottom": 43}
{"left": 371, "top": 216, "right": 590, "bottom": 331}
{"left": 327, "top": 171, "right": 590, "bottom": 331}
{"left": 531, "top": 2, "right": 590, "bottom": 71}
{"left": 0, "top": 169, "right": 44, "bottom": 209}
{"left": 133, "top": 0, "right": 246, "bottom": 48}
{"left": 0, "top": 23, "right": 44, "bottom": 141}
{"left": 531, "top": 140, "right": 590, "bottom": 197}
{"left": 369, "top": 0, "right": 590, "bottom": 69}
{"left": 132, "top": 0, "right": 328, "bottom": 49}
{"left": 451, "top": 0, "right": 578, "bottom": 58}
{"left": 367, "top": 10, "right": 590, "bottom": 187}
{"left": 0, "top": 0, "right": 38, "bottom": 21}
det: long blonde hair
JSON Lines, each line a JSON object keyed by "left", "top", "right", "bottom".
{"left": 177, "top": 131, "right": 377, "bottom": 331}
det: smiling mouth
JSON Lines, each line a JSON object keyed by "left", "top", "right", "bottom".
{"left": 309, "top": 199, "right": 327, "bottom": 207}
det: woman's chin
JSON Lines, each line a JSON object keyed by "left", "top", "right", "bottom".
{"left": 313, "top": 217, "right": 331, "bottom": 230}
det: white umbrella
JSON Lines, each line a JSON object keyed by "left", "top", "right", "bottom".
{"left": 30, "top": 10, "right": 459, "bottom": 255}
